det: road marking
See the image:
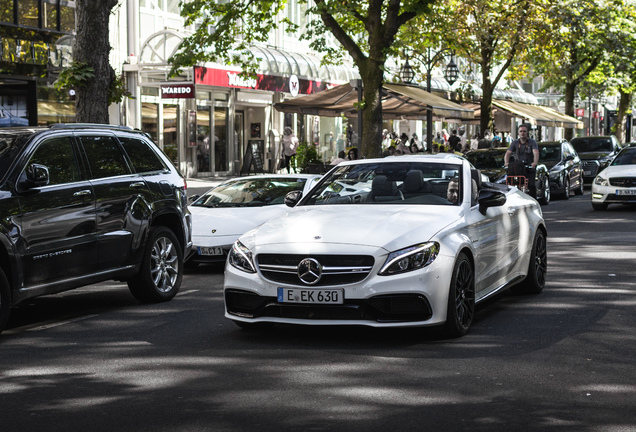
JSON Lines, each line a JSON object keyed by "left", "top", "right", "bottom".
{"left": 177, "top": 289, "right": 199, "bottom": 297}
{"left": 4, "top": 314, "right": 99, "bottom": 334}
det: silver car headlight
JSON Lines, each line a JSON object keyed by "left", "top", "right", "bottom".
{"left": 229, "top": 240, "right": 256, "bottom": 273}
{"left": 379, "top": 242, "right": 440, "bottom": 275}
{"left": 594, "top": 175, "right": 608, "bottom": 186}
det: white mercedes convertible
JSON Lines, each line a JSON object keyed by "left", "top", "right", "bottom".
{"left": 224, "top": 154, "right": 547, "bottom": 337}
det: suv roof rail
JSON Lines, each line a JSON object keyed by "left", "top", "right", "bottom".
{"left": 48, "top": 123, "right": 134, "bottom": 131}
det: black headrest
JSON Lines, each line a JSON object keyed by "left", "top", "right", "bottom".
{"left": 471, "top": 169, "right": 482, "bottom": 189}
{"left": 404, "top": 170, "right": 424, "bottom": 193}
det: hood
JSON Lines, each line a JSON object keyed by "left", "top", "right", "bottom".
{"left": 577, "top": 151, "right": 612, "bottom": 161}
{"left": 244, "top": 205, "right": 461, "bottom": 250}
{"left": 599, "top": 165, "right": 636, "bottom": 178}
{"left": 189, "top": 205, "right": 287, "bottom": 238}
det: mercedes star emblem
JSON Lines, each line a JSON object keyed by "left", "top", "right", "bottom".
{"left": 297, "top": 258, "right": 323, "bottom": 285}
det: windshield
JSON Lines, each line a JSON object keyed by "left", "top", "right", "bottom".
{"left": 302, "top": 161, "right": 463, "bottom": 206}
{"left": 465, "top": 151, "right": 505, "bottom": 169}
{"left": 611, "top": 148, "right": 636, "bottom": 166}
{"left": 192, "top": 177, "right": 311, "bottom": 208}
{"left": 540, "top": 145, "right": 562, "bottom": 162}
{"left": 571, "top": 138, "right": 613, "bottom": 154}
{"left": 0, "top": 133, "right": 30, "bottom": 183}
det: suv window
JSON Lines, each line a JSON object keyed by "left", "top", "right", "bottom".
{"left": 118, "top": 136, "right": 167, "bottom": 173}
{"left": 28, "top": 137, "right": 80, "bottom": 185}
{"left": 80, "top": 136, "right": 130, "bottom": 178}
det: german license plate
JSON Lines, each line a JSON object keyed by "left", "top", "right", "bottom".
{"left": 277, "top": 287, "right": 343, "bottom": 304}
{"left": 616, "top": 189, "right": 636, "bottom": 195}
{"left": 584, "top": 171, "right": 592, "bottom": 176}
{"left": 197, "top": 246, "right": 224, "bottom": 256}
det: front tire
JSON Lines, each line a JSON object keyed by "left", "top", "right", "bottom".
{"left": 511, "top": 229, "right": 547, "bottom": 295}
{"left": 0, "top": 268, "right": 11, "bottom": 335}
{"left": 443, "top": 253, "right": 475, "bottom": 338}
{"left": 562, "top": 177, "right": 570, "bottom": 200}
{"left": 574, "top": 177, "right": 584, "bottom": 195}
{"left": 128, "top": 226, "right": 183, "bottom": 303}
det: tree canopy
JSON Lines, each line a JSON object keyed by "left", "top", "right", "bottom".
{"left": 172, "top": 0, "right": 435, "bottom": 158}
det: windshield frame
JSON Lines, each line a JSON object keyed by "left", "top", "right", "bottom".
{"left": 299, "top": 160, "right": 465, "bottom": 207}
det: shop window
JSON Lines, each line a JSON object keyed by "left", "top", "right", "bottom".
{"left": 43, "top": 0, "right": 58, "bottom": 30}
{"left": 0, "top": 0, "right": 13, "bottom": 23}
{"left": 163, "top": 104, "right": 179, "bottom": 166}
{"left": 60, "top": 1, "right": 75, "bottom": 33}
{"left": 141, "top": 102, "right": 158, "bottom": 142}
{"left": 214, "top": 107, "right": 228, "bottom": 172}
{"left": 18, "top": 0, "right": 39, "bottom": 27}
{"left": 196, "top": 105, "right": 211, "bottom": 172}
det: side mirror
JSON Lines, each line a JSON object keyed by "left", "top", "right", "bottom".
{"left": 285, "top": 190, "right": 302, "bottom": 207}
{"left": 22, "top": 163, "right": 50, "bottom": 188}
{"left": 478, "top": 189, "right": 506, "bottom": 215}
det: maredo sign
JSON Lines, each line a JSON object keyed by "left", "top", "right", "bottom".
{"left": 194, "top": 65, "right": 330, "bottom": 95}
{"left": 161, "top": 83, "right": 195, "bottom": 99}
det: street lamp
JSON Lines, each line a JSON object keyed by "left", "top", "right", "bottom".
{"left": 444, "top": 55, "right": 459, "bottom": 86}
{"left": 402, "top": 47, "right": 460, "bottom": 150}
{"left": 400, "top": 56, "right": 415, "bottom": 84}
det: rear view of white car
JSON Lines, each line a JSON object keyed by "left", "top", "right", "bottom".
{"left": 591, "top": 146, "right": 636, "bottom": 210}
{"left": 187, "top": 174, "right": 321, "bottom": 266}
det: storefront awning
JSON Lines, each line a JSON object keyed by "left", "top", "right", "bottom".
{"left": 492, "top": 100, "right": 583, "bottom": 129}
{"left": 274, "top": 82, "right": 474, "bottom": 121}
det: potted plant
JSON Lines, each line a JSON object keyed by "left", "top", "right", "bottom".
{"left": 295, "top": 142, "right": 325, "bottom": 173}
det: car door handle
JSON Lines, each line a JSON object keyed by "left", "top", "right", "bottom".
{"left": 73, "top": 189, "right": 92, "bottom": 197}
{"left": 130, "top": 182, "right": 145, "bottom": 188}
{"left": 507, "top": 206, "right": 517, "bottom": 217}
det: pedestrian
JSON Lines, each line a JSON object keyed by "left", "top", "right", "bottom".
{"left": 330, "top": 150, "right": 346, "bottom": 165}
{"left": 448, "top": 129, "right": 461, "bottom": 152}
{"left": 397, "top": 133, "right": 411, "bottom": 154}
{"left": 347, "top": 147, "right": 358, "bottom": 160}
{"left": 282, "top": 126, "right": 298, "bottom": 173}
{"left": 410, "top": 143, "right": 420, "bottom": 154}
{"left": 504, "top": 124, "right": 539, "bottom": 198}
{"left": 433, "top": 132, "right": 445, "bottom": 149}
{"left": 470, "top": 133, "right": 479, "bottom": 151}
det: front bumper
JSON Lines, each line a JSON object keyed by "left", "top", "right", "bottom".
{"left": 223, "top": 246, "right": 455, "bottom": 328}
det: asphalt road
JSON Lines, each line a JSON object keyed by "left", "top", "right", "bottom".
{"left": 1, "top": 190, "right": 635, "bottom": 432}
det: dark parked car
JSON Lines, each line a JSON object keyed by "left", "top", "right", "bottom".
{"left": 464, "top": 147, "right": 551, "bottom": 205}
{"left": 539, "top": 140, "right": 584, "bottom": 199}
{"left": 0, "top": 124, "right": 192, "bottom": 334}
{"left": 570, "top": 135, "right": 622, "bottom": 183}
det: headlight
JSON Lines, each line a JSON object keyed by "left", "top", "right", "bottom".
{"left": 228, "top": 240, "right": 256, "bottom": 273}
{"left": 379, "top": 242, "right": 440, "bottom": 275}
{"left": 594, "top": 175, "right": 608, "bottom": 186}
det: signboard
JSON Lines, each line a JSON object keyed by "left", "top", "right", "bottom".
{"left": 194, "top": 66, "right": 331, "bottom": 95}
{"left": 575, "top": 108, "right": 585, "bottom": 117}
{"left": 240, "top": 140, "right": 265, "bottom": 175}
{"left": 593, "top": 111, "right": 600, "bottom": 119}
{"left": 161, "top": 83, "right": 195, "bottom": 99}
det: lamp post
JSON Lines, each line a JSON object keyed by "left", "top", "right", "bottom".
{"left": 400, "top": 48, "right": 459, "bottom": 151}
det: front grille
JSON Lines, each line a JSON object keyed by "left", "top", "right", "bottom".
{"left": 582, "top": 160, "right": 600, "bottom": 177}
{"left": 604, "top": 194, "right": 636, "bottom": 202}
{"left": 609, "top": 177, "right": 636, "bottom": 187}
{"left": 225, "top": 290, "right": 433, "bottom": 322}
{"left": 257, "top": 254, "right": 374, "bottom": 287}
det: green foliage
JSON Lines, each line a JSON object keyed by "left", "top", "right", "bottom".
{"left": 53, "top": 61, "right": 95, "bottom": 91}
{"left": 295, "top": 142, "right": 321, "bottom": 171}
{"left": 109, "top": 73, "right": 135, "bottom": 104}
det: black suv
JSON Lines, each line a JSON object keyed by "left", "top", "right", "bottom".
{"left": 570, "top": 135, "right": 622, "bottom": 183}
{"left": 0, "top": 124, "right": 192, "bottom": 334}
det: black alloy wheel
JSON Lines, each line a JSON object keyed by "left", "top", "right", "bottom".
{"left": 511, "top": 229, "right": 547, "bottom": 295}
{"left": 562, "top": 177, "right": 570, "bottom": 200}
{"left": 574, "top": 177, "right": 584, "bottom": 195}
{"left": 128, "top": 226, "right": 183, "bottom": 302}
{"left": 443, "top": 253, "right": 475, "bottom": 338}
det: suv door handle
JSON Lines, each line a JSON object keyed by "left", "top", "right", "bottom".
{"left": 130, "top": 182, "right": 145, "bottom": 188}
{"left": 73, "top": 189, "right": 92, "bottom": 197}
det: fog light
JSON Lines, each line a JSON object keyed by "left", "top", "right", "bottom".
{"left": 592, "top": 193, "right": 604, "bottom": 199}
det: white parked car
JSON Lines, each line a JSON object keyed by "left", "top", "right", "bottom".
{"left": 224, "top": 155, "right": 547, "bottom": 337}
{"left": 591, "top": 146, "right": 636, "bottom": 210}
{"left": 187, "top": 174, "right": 322, "bottom": 266}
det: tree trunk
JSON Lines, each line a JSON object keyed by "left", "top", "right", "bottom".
{"left": 563, "top": 82, "right": 577, "bottom": 141}
{"left": 480, "top": 66, "right": 494, "bottom": 138}
{"left": 358, "top": 62, "right": 384, "bottom": 159}
{"left": 615, "top": 89, "right": 632, "bottom": 142}
{"left": 74, "top": 0, "right": 118, "bottom": 124}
